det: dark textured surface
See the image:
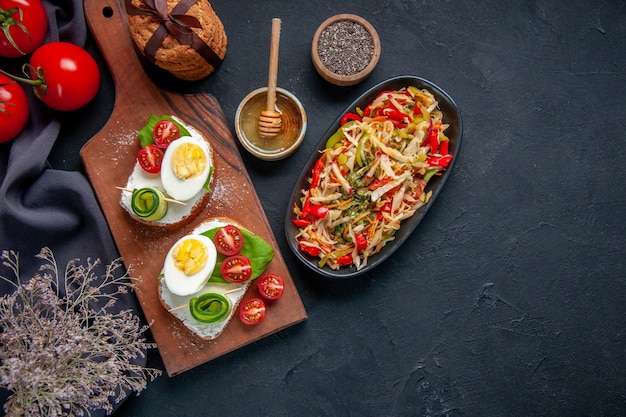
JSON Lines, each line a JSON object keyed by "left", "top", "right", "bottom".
{"left": 52, "top": 0, "right": 625, "bottom": 416}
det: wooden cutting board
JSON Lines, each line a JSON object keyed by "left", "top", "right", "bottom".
{"left": 80, "top": 0, "right": 307, "bottom": 376}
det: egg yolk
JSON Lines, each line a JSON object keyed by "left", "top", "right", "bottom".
{"left": 172, "top": 142, "right": 207, "bottom": 180}
{"left": 172, "top": 238, "right": 209, "bottom": 275}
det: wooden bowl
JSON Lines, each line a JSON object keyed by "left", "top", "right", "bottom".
{"left": 311, "top": 14, "right": 381, "bottom": 86}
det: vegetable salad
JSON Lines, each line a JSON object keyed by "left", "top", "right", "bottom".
{"left": 292, "top": 86, "right": 453, "bottom": 271}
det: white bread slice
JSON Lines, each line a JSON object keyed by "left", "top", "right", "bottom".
{"left": 120, "top": 117, "right": 215, "bottom": 230}
{"left": 158, "top": 217, "right": 250, "bottom": 340}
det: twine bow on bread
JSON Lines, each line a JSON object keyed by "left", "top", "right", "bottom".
{"left": 125, "top": 0, "right": 223, "bottom": 69}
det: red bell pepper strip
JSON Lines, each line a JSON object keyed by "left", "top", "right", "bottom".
{"left": 292, "top": 219, "right": 312, "bottom": 227}
{"left": 390, "top": 119, "right": 404, "bottom": 129}
{"left": 340, "top": 112, "right": 361, "bottom": 126}
{"left": 428, "top": 121, "right": 439, "bottom": 154}
{"left": 299, "top": 240, "right": 321, "bottom": 257}
{"left": 379, "top": 202, "right": 392, "bottom": 213}
{"left": 311, "top": 157, "right": 324, "bottom": 188}
{"left": 368, "top": 177, "right": 391, "bottom": 191}
{"left": 301, "top": 195, "right": 329, "bottom": 219}
{"left": 354, "top": 233, "right": 368, "bottom": 251}
{"left": 385, "top": 109, "right": 408, "bottom": 122}
{"left": 309, "top": 204, "right": 329, "bottom": 219}
{"left": 384, "top": 109, "right": 409, "bottom": 128}
{"left": 336, "top": 254, "right": 353, "bottom": 266}
{"left": 427, "top": 154, "right": 453, "bottom": 168}
{"left": 301, "top": 194, "right": 311, "bottom": 218}
{"left": 439, "top": 139, "right": 449, "bottom": 155}
{"left": 422, "top": 119, "right": 432, "bottom": 146}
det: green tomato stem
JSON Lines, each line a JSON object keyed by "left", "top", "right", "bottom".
{"left": 0, "top": 64, "right": 47, "bottom": 98}
{"left": 0, "top": 7, "right": 30, "bottom": 56}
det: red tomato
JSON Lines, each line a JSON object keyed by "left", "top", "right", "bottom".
{"left": 239, "top": 298, "right": 266, "bottom": 325}
{"left": 27, "top": 42, "right": 100, "bottom": 111}
{"left": 220, "top": 254, "right": 252, "bottom": 283}
{"left": 0, "top": 0, "right": 47, "bottom": 57}
{"left": 0, "top": 74, "right": 29, "bottom": 143}
{"left": 137, "top": 144, "right": 163, "bottom": 174}
{"left": 257, "top": 273, "right": 284, "bottom": 300}
{"left": 213, "top": 225, "right": 244, "bottom": 256}
{"left": 152, "top": 119, "right": 180, "bottom": 148}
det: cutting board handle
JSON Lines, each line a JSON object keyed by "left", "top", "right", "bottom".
{"left": 84, "top": 0, "right": 162, "bottom": 112}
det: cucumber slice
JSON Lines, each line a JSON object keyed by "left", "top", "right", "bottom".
{"left": 131, "top": 187, "right": 168, "bottom": 221}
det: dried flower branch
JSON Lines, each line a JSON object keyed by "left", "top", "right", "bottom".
{"left": 0, "top": 248, "right": 161, "bottom": 417}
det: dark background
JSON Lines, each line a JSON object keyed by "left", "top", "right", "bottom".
{"left": 52, "top": 0, "right": 625, "bottom": 416}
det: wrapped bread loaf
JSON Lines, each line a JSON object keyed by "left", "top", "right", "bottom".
{"left": 125, "top": 0, "right": 227, "bottom": 81}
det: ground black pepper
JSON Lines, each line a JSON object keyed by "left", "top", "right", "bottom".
{"left": 317, "top": 20, "right": 374, "bottom": 76}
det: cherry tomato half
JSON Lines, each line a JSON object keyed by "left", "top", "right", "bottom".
{"left": 152, "top": 119, "right": 180, "bottom": 148}
{"left": 213, "top": 225, "right": 244, "bottom": 256}
{"left": 220, "top": 254, "right": 252, "bottom": 283}
{"left": 239, "top": 298, "right": 266, "bottom": 326}
{"left": 137, "top": 144, "right": 163, "bottom": 174}
{"left": 257, "top": 273, "right": 284, "bottom": 301}
{"left": 28, "top": 42, "right": 100, "bottom": 111}
{"left": 0, "top": 0, "right": 47, "bottom": 57}
{"left": 0, "top": 74, "right": 29, "bottom": 143}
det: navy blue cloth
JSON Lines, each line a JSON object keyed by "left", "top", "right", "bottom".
{"left": 0, "top": 0, "right": 146, "bottom": 414}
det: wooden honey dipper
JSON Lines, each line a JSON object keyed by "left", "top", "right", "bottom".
{"left": 258, "top": 18, "right": 282, "bottom": 138}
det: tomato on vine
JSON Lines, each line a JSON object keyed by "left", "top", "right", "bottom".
{"left": 0, "top": 41, "right": 100, "bottom": 111}
{"left": 27, "top": 42, "right": 100, "bottom": 111}
{"left": 0, "top": 73, "right": 29, "bottom": 143}
{"left": 0, "top": 0, "right": 48, "bottom": 57}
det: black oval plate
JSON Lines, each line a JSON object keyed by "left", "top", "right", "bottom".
{"left": 284, "top": 75, "right": 463, "bottom": 279}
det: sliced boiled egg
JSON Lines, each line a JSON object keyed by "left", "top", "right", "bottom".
{"left": 161, "top": 136, "right": 212, "bottom": 201}
{"left": 163, "top": 234, "right": 217, "bottom": 296}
